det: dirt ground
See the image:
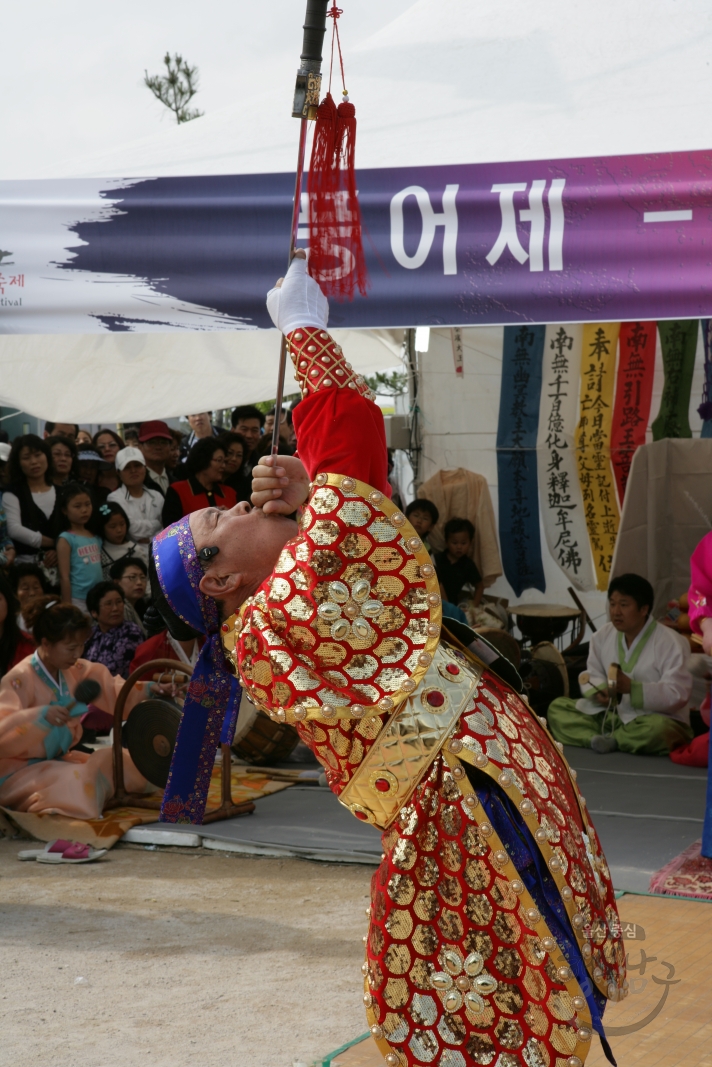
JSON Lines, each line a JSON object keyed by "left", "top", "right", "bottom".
{"left": 0, "top": 837, "right": 376, "bottom": 1067}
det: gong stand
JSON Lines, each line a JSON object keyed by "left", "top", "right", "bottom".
{"left": 104, "top": 658, "right": 255, "bottom": 823}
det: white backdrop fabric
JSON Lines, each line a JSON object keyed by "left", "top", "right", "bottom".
{"left": 0, "top": 328, "right": 403, "bottom": 424}
{"left": 12, "top": 0, "right": 712, "bottom": 182}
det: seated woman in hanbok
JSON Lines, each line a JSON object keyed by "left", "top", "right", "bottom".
{"left": 0, "top": 597, "right": 154, "bottom": 818}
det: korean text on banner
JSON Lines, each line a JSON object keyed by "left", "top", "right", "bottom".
{"left": 536, "top": 325, "right": 596, "bottom": 592}
{"left": 576, "top": 323, "right": 621, "bottom": 591}
{"left": 652, "top": 321, "right": 699, "bottom": 441}
{"left": 496, "top": 325, "right": 546, "bottom": 597}
{"left": 3, "top": 150, "right": 712, "bottom": 337}
{"left": 610, "top": 322, "right": 656, "bottom": 506}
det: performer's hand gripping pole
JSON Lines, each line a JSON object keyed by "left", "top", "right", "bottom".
{"left": 271, "top": 0, "right": 330, "bottom": 455}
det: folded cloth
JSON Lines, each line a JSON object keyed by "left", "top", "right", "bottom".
{"left": 669, "top": 731, "right": 709, "bottom": 767}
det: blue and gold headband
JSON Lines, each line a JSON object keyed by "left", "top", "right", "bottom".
{"left": 152, "top": 517, "right": 240, "bottom": 825}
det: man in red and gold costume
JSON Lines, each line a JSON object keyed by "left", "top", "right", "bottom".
{"left": 153, "top": 253, "right": 625, "bottom": 1067}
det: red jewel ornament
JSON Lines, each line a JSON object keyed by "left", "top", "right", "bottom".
{"left": 354, "top": 810, "right": 369, "bottom": 821}
{"left": 374, "top": 777, "right": 391, "bottom": 793}
{"left": 426, "top": 690, "right": 446, "bottom": 707}
{"left": 221, "top": 624, "right": 229, "bottom": 633}
{"left": 445, "top": 663, "right": 460, "bottom": 676}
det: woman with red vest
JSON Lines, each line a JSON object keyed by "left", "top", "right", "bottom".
{"left": 161, "top": 437, "right": 237, "bottom": 527}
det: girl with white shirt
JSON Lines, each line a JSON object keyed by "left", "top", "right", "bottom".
{"left": 106, "top": 448, "right": 163, "bottom": 544}
{"left": 94, "top": 501, "right": 149, "bottom": 578}
{"left": 3, "top": 435, "right": 61, "bottom": 565}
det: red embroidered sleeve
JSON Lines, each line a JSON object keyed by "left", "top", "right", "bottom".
{"left": 287, "top": 327, "right": 391, "bottom": 496}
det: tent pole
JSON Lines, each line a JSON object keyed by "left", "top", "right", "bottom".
{"left": 405, "top": 327, "right": 422, "bottom": 486}
{"left": 271, "top": 117, "right": 309, "bottom": 456}
{"left": 271, "top": 0, "right": 329, "bottom": 456}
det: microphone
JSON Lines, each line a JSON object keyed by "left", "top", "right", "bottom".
{"left": 66, "top": 679, "right": 102, "bottom": 715}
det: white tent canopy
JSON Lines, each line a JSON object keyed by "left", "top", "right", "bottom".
{"left": 2, "top": 0, "right": 710, "bottom": 422}
{"left": 0, "top": 328, "right": 403, "bottom": 424}
{"left": 9, "top": 0, "right": 712, "bottom": 180}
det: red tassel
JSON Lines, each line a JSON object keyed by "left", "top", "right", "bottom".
{"left": 307, "top": 93, "right": 369, "bottom": 301}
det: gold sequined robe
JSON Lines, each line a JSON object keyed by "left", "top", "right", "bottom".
{"left": 222, "top": 326, "right": 626, "bottom": 1067}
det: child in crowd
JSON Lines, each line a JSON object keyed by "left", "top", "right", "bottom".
{"left": 10, "top": 563, "right": 49, "bottom": 633}
{"left": 405, "top": 498, "right": 439, "bottom": 551}
{"left": 434, "top": 517, "right": 484, "bottom": 607}
{"left": 56, "top": 483, "right": 103, "bottom": 612}
{"left": 94, "top": 501, "right": 148, "bottom": 579}
{"left": 83, "top": 580, "right": 143, "bottom": 679}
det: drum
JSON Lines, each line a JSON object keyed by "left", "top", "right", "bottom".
{"left": 511, "top": 602, "right": 582, "bottom": 645}
{"left": 520, "top": 641, "right": 569, "bottom": 716}
{"left": 231, "top": 691, "right": 300, "bottom": 765}
{"left": 476, "top": 627, "right": 522, "bottom": 669}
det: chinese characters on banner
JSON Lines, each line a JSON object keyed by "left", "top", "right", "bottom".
{"left": 537, "top": 325, "right": 596, "bottom": 591}
{"left": 496, "top": 325, "right": 546, "bottom": 596}
{"left": 651, "top": 321, "right": 699, "bottom": 441}
{"left": 610, "top": 322, "right": 656, "bottom": 505}
{"left": 575, "top": 323, "right": 621, "bottom": 590}
{"left": 451, "top": 328, "right": 464, "bottom": 376}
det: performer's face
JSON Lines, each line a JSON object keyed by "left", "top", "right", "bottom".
{"left": 608, "top": 591, "right": 649, "bottom": 635}
{"left": 190, "top": 501, "right": 298, "bottom": 615}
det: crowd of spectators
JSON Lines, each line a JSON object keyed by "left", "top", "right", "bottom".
{"left": 0, "top": 406, "right": 294, "bottom": 681}
{"left": 0, "top": 405, "right": 480, "bottom": 685}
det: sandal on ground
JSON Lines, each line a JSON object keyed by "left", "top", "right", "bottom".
{"left": 17, "top": 839, "right": 74, "bottom": 861}
{"left": 36, "top": 841, "right": 107, "bottom": 864}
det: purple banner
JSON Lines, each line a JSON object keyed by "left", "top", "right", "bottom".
{"left": 1, "top": 149, "right": 712, "bottom": 333}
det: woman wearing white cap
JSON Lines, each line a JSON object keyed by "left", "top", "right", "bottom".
{"left": 106, "top": 448, "right": 163, "bottom": 543}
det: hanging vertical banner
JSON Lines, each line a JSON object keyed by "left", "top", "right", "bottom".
{"left": 652, "top": 320, "right": 699, "bottom": 440}
{"left": 575, "top": 323, "right": 621, "bottom": 591}
{"left": 610, "top": 321, "right": 656, "bottom": 505}
{"left": 537, "top": 324, "right": 596, "bottom": 591}
{"left": 451, "top": 328, "right": 464, "bottom": 376}
{"left": 496, "top": 324, "right": 546, "bottom": 596}
{"left": 699, "top": 320, "right": 712, "bottom": 439}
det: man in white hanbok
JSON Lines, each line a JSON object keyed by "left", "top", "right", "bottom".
{"left": 548, "top": 573, "right": 693, "bottom": 755}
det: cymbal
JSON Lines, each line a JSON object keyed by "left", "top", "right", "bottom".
{"left": 123, "top": 699, "right": 181, "bottom": 788}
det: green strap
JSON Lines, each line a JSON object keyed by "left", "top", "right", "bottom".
{"left": 30, "top": 651, "right": 68, "bottom": 702}
{"left": 617, "top": 617, "right": 656, "bottom": 674}
{"left": 317, "top": 1032, "right": 370, "bottom": 1066}
{"left": 629, "top": 679, "right": 645, "bottom": 709}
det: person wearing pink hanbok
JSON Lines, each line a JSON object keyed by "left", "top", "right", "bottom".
{"left": 679, "top": 532, "right": 712, "bottom": 767}
{"left": 688, "top": 531, "right": 712, "bottom": 647}
{"left": 0, "top": 598, "right": 155, "bottom": 818}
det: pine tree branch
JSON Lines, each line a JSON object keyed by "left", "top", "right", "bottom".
{"left": 144, "top": 52, "right": 204, "bottom": 124}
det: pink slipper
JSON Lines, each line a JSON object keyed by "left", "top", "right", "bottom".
{"left": 36, "top": 841, "right": 107, "bottom": 864}
{"left": 17, "top": 839, "right": 73, "bottom": 861}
